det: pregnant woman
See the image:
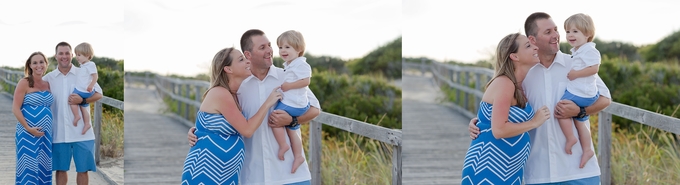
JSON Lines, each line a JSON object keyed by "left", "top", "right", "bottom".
{"left": 181, "top": 47, "right": 282, "bottom": 184}
{"left": 461, "top": 33, "right": 550, "bottom": 184}
{"left": 13, "top": 52, "right": 54, "bottom": 185}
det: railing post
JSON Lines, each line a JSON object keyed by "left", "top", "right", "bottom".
{"left": 125, "top": 73, "right": 129, "bottom": 88}
{"left": 184, "top": 84, "right": 190, "bottom": 120}
{"left": 309, "top": 120, "right": 322, "bottom": 185}
{"left": 475, "top": 72, "right": 482, "bottom": 112}
{"left": 195, "top": 86, "right": 202, "bottom": 102}
{"left": 144, "top": 71, "right": 150, "bottom": 89}
{"left": 420, "top": 58, "right": 425, "bottom": 76}
{"left": 173, "top": 83, "right": 180, "bottom": 115}
{"left": 392, "top": 144, "right": 402, "bottom": 185}
{"left": 457, "top": 69, "right": 463, "bottom": 106}
{"left": 94, "top": 101, "right": 103, "bottom": 165}
{"left": 464, "top": 71, "right": 470, "bottom": 111}
{"left": 598, "top": 112, "right": 612, "bottom": 185}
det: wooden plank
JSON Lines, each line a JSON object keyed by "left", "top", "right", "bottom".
{"left": 392, "top": 144, "right": 402, "bottom": 185}
{"left": 598, "top": 112, "right": 612, "bottom": 185}
{"left": 100, "top": 96, "right": 124, "bottom": 110}
{"left": 603, "top": 102, "right": 680, "bottom": 134}
{"left": 124, "top": 86, "right": 191, "bottom": 184}
{"left": 402, "top": 73, "right": 471, "bottom": 185}
{"left": 313, "top": 112, "right": 402, "bottom": 146}
{"left": 94, "top": 101, "right": 103, "bottom": 165}
{"left": 309, "top": 120, "right": 322, "bottom": 185}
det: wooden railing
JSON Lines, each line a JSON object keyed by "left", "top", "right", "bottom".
{"left": 125, "top": 72, "right": 403, "bottom": 185}
{"left": 403, "top": 59, "right": 680, "bottom": 185}
{"left": 0, "top": 67, "right": 124, "bottom": 165}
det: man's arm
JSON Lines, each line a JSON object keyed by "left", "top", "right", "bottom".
{"left": 268, "top": 106, "right": 320, "bottom": 128}
{"left": 556, "top": 69, "right": 611, "bottom": 118}
{"left": 68, "top": 92, "right": 103, "bottom": 105}
{"left": 555, "top": 96, "right": 611, "bottom": 119}
{"left": 585, "top": 96, "right": 611, "bottom": 115}
{"left": 188, "top": 104, "right": 315, "bottom": 146}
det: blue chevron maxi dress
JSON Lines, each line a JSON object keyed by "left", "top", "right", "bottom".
{"left": 182, "top": 111, "right": 245, "bottom": 185}
{"left": 462, "top": 101, "right": 535, "bottom": 185}
{"left": 15, "top": 90, "right": 54, "bottom": 185}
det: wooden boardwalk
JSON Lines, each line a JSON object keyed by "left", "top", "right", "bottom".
{"left": 123, "top": 84, "right": 191, "bottom": 184}
{"left": 402, "top": 71, "right": 472, "bottom": 185}
{"left": 0, "top": 92, "right": 109, "bottom": 184}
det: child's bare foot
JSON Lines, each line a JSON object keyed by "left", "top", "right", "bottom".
{"left": 291, "top": 155, "right": 305, "bottom": 173}
{"left": 564, "top": 137, "right": 578, "bottom": 155}
{"left": 81, "top": 123, "right": 91, "bottom": 135}
{"left": 73, "top": 115, "right": 81, "bottom": 126}
{"left": 278, "top": 144, "right": 290, "bottom": 161}
{"left": 580, "top": 149, "right": 594, "bottom": 168}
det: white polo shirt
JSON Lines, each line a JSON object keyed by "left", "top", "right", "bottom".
{"left": 43, "top": 66, "right": 103, "bottom": 143}
{"left": 281, "top": 57, "right": 311, "bottom": 108}
{"left": 75, "top": 61, "right": 98, "bottom": 92}
{"left": 238, "top": 66, "right": 321, "bottom": 185}
{"left": 566, "top": 42, "right": 601, "bottom": 98}
{"left": 522, "top": 50, "right": 611, "bottom": 184}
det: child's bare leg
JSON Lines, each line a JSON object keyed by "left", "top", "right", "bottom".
{"left": 273, "top": 127, "right": 290, "bottom": 160}
{"left": 70, "top": 104, "right": 81, "bottom": 126}
{"left": 287, "top": 128, "right": 304, "bottom": 173}
{"left": 80, "top": 106, "right": 91, "bottom": 135}
{"left": 559, "top": 118, "right": 578, "bottom": 154}
{"left": 575, "top": 119, "right": 594, "bottom": 168}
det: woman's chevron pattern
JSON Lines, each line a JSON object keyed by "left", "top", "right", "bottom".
{"left": 15, "top": 90, "right": 54, "bottom": 185}
{"left": 182, "top": 111, "right": 245, "bottom": 185}
{"left": 462, "top": 101, "right": 535, "bottom": 185}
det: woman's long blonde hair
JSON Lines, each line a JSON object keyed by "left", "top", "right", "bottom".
{"left": 203, "top": 47, "right": 241, "bottom": 111}
{"left": 485, "top": 33, "right": 527, "bottom": 108}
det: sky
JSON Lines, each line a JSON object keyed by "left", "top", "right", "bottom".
{"left": 403, "top": 0, "right": 680, "bottom": 63}
{"left": 0, "top": 0, "right": 124, "bottom": 68}
{"left": 125, "top": 0, "right": 402, "bottom": 76}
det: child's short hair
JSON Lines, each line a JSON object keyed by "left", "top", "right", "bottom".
{"left": 277, "top": 30, "right": 306, "bottom": 57}
{"left": 564, "top": 13, "right": 596, "bottom": 42}
{"left": 75, "top": 42, "right": 94, "bottom": 60}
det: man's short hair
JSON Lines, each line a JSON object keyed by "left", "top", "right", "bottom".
{"left": 55, "top": 41, "right": 72, "bottom": 53}
{"left": 240, "top": 29, "right": 265, "bottom": 52}
{"left": 524, "top": 12, "right": 552, "bottom": 37}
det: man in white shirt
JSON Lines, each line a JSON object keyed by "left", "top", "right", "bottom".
{"left": 468, "top": 12, "right": 612, "bottom": 184}
{"left": 188, "top": 29, "right": 321, "bottom": 185}
{"left": 45, "top": 42, "right": 104, "bottom": 185}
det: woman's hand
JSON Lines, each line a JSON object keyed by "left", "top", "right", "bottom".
{"left": 26, "top": 127, "right": 44, "bottom": 137}
{"left": 264, "top": 87, "right": 283, "bottom": 107}
{"left": 187, "top": 127, "right": 197, "bottom": 147}
{"left": 532, "top": 105, "right": 551, "bottom": 127}
{"left": 468, "top": 118, "right": 479, "bottom": 139}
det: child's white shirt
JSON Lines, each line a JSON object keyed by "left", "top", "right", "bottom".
{"left": 75, "top": 61, "right": 98, "bottom": 92}
{"left": 566, "top": 42, "right": 600, "bottom": 98}
{"left": 281, "top": 57, "right": 311, "bottom": 108}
